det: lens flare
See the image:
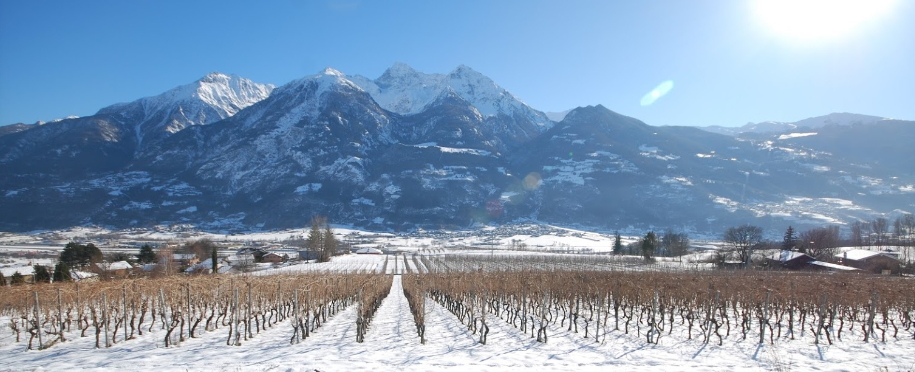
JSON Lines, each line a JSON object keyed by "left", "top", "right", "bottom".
{"left": 522, "top": 173, "right": 542, "bottom": 190}
{"left": 640, "top": 80, "right": 674, "bottom": 106}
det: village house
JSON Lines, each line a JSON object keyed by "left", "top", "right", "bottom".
{"left": 835, "top": 249, "right": 902, "bottom": 274}
{"left": 769, "top": 250, "right": 859, "bottom": 272}
{"left": 93, "top": 261, "right": 133, "bottom": 279}
{"left": 0, "top": 266, "right": 35, "bottom": 284}
{"left": 184, "top": 258, "right": 236, "bottom": 274}
{"left": 260, "top": 252, "right": 286, "bottom": 264}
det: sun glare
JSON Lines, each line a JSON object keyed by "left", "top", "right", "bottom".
{"left": 753, "top": 0, "right": 896, "bottom": 42}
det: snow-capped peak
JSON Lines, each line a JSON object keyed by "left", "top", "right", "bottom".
{"left": 348, "top": 63, "right": 551, "bottom": 130}
{"left": 99, "top": 73, "right": 274, "bottom": 120}
{"left": 378, "top": 62, "right": 419, "bottom": 81}
{"left": 96, "top": 73, "right": 274, "bottom": 143}
{"left": 321, "top": 67, "right": 345, "bottom": 77}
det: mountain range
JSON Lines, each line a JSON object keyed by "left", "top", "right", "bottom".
{"left": 1, "top": 64, "right": 912, "bottom": 234}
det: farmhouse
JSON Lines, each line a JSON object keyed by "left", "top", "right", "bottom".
{"left": 94, "top": 261, "right": 133, "bottom": 278}
{"left": 769, "top": 250, "right": 858, "bottom": 272}
{"left": 261, "top": 252, "right": 287, "bottom": 263}
{"left": 835, "top": 249, "right": 902, "bottom": 274}
{"left": 0, "top": 266, "right": 35, "bottom": 284}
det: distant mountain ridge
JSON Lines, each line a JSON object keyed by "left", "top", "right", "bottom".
{"left": 1, "top": 65, "right": 912, "bottom": 234}
{"left": 700, "top": 112, "right": 888, "bottom": 136}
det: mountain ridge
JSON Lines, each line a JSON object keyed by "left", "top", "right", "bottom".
{"left": 0, "top": 64, "right": 912, "bottom": 233}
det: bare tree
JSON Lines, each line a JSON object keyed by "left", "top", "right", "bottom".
{"left": 661, "top": 229, "right": 690, "bottom": 261}
{"left": 850, "top": 221, "right": 865, "bottom": 248}
{"left": 872, "top": 218, "right": 889, "bottom": 248}
{"left": 183, "top": 239, "right": 216, "bottom": 261}
{"left": 799, "top": 226, "right": 840, "bottom": 260}
{"left": 722, "top": 225, "right": 763, "bottom": 267}
{"left": 306, "top": 217, "right": 326, "bottom": 261}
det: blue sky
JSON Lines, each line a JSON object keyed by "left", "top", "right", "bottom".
{"left": 1, "top": 0, "right": 912, "bottom": 127}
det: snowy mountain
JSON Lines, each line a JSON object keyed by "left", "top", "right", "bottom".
{"left": 0, "top": 73, "right": 273, "bottom": 179}
{"left": 350, "top": 63, "right": 552, "bottom": 137}
{"left": 96, "top": 72, "right": 274, "bottom": 146}
{"left": 700, "top": 112, "right": 887, "bottom": 136}
{"left": 0, "top": 66, "right": 912, "bottom": 233}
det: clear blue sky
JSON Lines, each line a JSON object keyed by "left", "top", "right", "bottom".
{"left": 1, "top": 0, "right": 913, "bottom": 127}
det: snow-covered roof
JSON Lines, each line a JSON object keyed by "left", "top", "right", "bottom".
{"left": 70, "top": 270, "right": 98, "bottom": 280}
{"left": 96, "top": 261, "right": 132, "bottom": 271}
{"left": 355, "top": 247, "right": 384, "bottom": 255}
{"left": 808, "top": 261, "right": 859, "bottom": 271}
{"left": 772, "top": 250, "right": 809, "bottom": 262}
{"left": 837, "top": 249, "right": 899, "bottom": 261}
{"left": 1, "top": 266, "right": 35, "bottom": 277}
{"left": 185, "top": 258, "right": 234, "bottom": 274}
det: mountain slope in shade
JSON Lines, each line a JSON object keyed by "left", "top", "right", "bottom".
{"left": 0, "top": 66, "right": 911, "bottom": 234}
{"left": 0, "top": 123, "right": 38, "bottom": 138}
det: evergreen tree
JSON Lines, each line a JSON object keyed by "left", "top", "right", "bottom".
{"left": 322, "top": 224, "right": 337, "bottom": 262}
{"left": 0, "top": 270, "right": 5, "bottom": 286}
{"left": 10, "top": 271, "right": 25, "bottom": 285}
{"left": 613, "top": 232, "right": 623, "bottom": 254}
{"left": 53, "top": 262, "right": 72, "bottom": 282}
{"left": 60, "top": 242, "right": 103, "bottom": 269}
{"left": 137, "top": 244, "right": 157, "bottom": 264}
{"left": 782, "top": 226, "right": 797, "bottom": 251}
{"left": 640, "top": 231, "right": 658, "bottom": 261}
{"left": 211, "top": 246, "right": 218, "bottom": 274}
{"left": 33, "top": 265, "right": 51, "bottom": 283}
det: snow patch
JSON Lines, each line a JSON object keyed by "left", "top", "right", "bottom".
{"left": 177, "top": 206, "right": 198, "bottom": 214}
{"left": 778, "top": 132, "right": 818, "bottom": 140}
{"left": 295, "top": 183, "right": 323, "bottom": 194}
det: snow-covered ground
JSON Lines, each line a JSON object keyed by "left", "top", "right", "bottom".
{"left": 3, "top": 273, "right": 913, "bottom": 371}
{"left": 2, "top": 225, "right": 914, "bottom": 371}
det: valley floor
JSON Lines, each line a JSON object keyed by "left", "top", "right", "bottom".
{"left": 3, "top": 274, "right": 914, "bottom": 372}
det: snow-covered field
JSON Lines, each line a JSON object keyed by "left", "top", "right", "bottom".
{"left": 2, "top": 226, "right": 914, "bottom": 371}
{"left": 3, "top": 273, "right": 913, "bottom": 372}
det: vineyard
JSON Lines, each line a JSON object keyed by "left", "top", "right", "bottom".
{"left": 2, "top": 254, "right": 914, "bottom": 371}
{"left": 1, "top": 272, "right": 391, "bottom": 350}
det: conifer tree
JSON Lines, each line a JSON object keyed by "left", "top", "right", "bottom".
{"left": 0, "top": 270, "right": 5, "bottom": 286}
{"left": 613, "top": 232, "right": 623, "bottom": 254}
{"left": 211, "top": 246, "right": 218, "bottom": 274}
{"left": 782, "top": 226, "right": 797, "bottom": 251}
{"left": 33, "top": 265, "right": 51, "bottom": 283}
{"left": 52, "top": 262, "right": 72, "bottom": 282}
{"left": 137, "top": 244, "right": 157, "bottom": 264}
{"left": 640, "top": 231, "right": 658, "bottom": 261}
{"left": 323, "top": 224, "right": 337, "bottom": 262}
{"left": 10, "top": 271, "right": 25, "bottom": 285}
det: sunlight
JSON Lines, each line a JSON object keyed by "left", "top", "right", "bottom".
{"left": 753, "top": 0, "right": 896, "bottom": 42}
